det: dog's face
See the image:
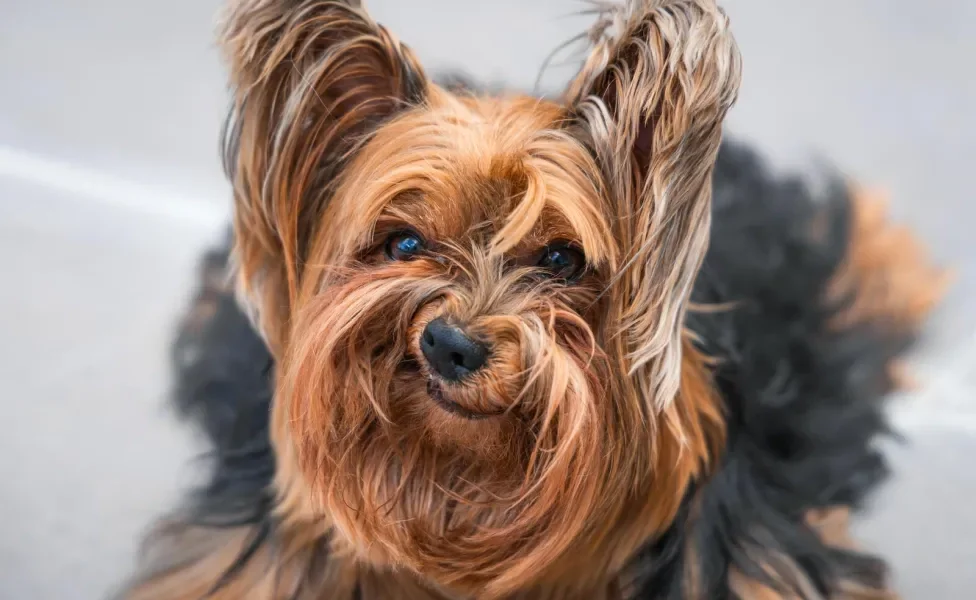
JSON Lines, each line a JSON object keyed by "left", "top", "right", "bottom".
{"left": 221, "top": 0, "right": 739, "bottom": 596}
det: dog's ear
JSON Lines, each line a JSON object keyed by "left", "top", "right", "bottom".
{"left": 566, "top": 0, "right": 741, "bottom": 410}
{"left": 219, "top": 0, "right": 428, "bottom": 351}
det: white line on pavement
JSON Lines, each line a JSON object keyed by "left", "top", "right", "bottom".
{"left": 0, "top": 144, "right": 228, "bottom": 228}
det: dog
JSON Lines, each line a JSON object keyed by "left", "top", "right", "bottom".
{"left": 117, "top": 1, "right": 949, "bottom": 598}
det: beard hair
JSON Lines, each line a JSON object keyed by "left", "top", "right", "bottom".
{"left": 268, "top": 256, "right": 662, "bottom": 596}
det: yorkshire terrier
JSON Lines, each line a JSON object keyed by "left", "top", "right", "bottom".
{"left": 118, "top": 0, "right": 949, "bottom": 598}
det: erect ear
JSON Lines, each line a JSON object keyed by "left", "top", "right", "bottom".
{"left": 219, "top": 0, "right": 428, "bottom": 353}
{"left": 566, "top": 0, "right": 741, "bottom": 410}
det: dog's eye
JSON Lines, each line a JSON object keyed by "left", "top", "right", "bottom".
{"left": 385, "top": 231, "right": 426, "bottom": 261}
{"left": 537, "top": 244, "right": 586, "bottom": 281}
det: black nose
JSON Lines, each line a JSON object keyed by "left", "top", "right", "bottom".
{"left": 420, "top": 318, "right": 489, "bottom": 381}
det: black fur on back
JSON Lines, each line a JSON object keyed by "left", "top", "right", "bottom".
{"left": 156, "top": 139, "right": 911, "bottom": 599}
{"left": 628, "top": 141, "right": 906, "bottom": 599}
{"left": 167, "top": 241, "right": 276, "bottom": 548}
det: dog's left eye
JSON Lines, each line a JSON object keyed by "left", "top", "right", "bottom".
{"left": 385, "top": 231, "right": 426, "bottom": 261}
{"left": 537, "top": 244, "right": 586, "bottom": 281}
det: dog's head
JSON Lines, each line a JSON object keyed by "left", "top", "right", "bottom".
{"left": 220, "top": 0, "right": 739, "bottom": 595}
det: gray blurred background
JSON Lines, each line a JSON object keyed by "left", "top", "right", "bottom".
{"left": 1, "top": 1, "right": 974, "bottom": 598}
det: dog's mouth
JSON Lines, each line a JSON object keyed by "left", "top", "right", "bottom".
{"left": 426, "top": 379, "right": 501, "bottom": 420}
{"left": 400, "top": 329, "right": 509, "bottom": 420}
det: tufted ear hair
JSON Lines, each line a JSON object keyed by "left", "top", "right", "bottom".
{"left": 219, "top": 0, "right": 428, "bottom": 353}
{"left": 566, "top": 0, "right": 741, "bottom": 410}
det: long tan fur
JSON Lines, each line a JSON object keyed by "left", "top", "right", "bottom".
{"left": 124, "top": 1, "right": 740, "bottom": 599}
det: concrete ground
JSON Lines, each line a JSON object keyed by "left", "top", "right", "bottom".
{"left": 1, "top": 1, "right": 973, "bottom": 598}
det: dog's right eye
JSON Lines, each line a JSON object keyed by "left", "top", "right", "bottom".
{"left": 537, "top": 243, "right": 586, "bottom": 282}
{"left": 385, "top": 231, "right": 426, "bottom": 261}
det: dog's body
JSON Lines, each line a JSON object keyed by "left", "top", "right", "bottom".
{"left": 120, "top": 1, "right": 946, "bottom": 598}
